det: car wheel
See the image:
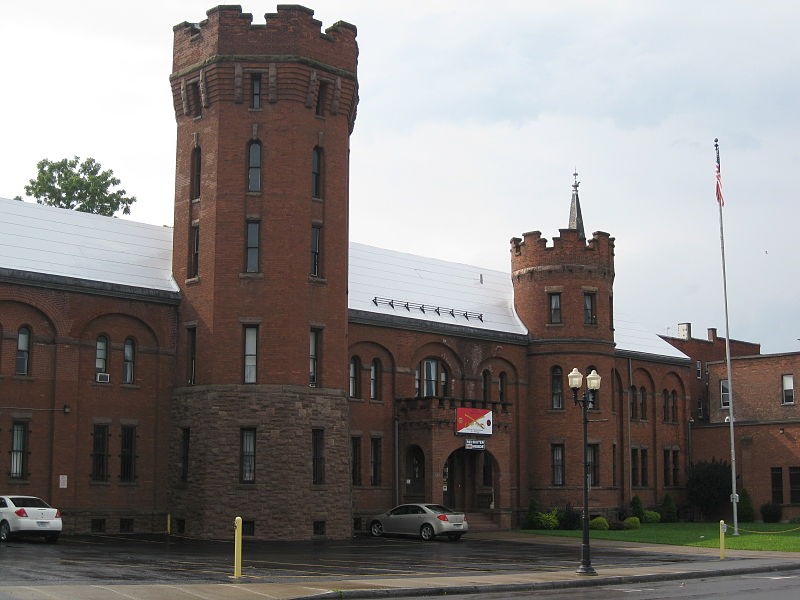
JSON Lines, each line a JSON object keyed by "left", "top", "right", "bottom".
{"left": 420, "top": 523, "right": 435, "bottom": 541}
{"left": 370, "top": 521, "right": 384, "bottom": 537}
{"left": 0, "top": 522, "right": 10, "bottom": 543}
{"left": 45, "top": 533, "right": 60, "bottom": 544}
{"left": 447, "top": 534, "right": 462, "bottom": 542}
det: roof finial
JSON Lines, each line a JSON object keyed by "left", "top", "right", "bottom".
{"left": 568, "top": 169, "right": 586, "bottom": 240}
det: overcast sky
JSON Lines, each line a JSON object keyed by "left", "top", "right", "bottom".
{"left": 1, "top": 1, "right": 798, "bottom": 354}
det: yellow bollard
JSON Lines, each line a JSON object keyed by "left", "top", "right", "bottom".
{"left": 167, "top": 513, "right": 171, "bottom": 536}
{"left": 234, "top": 516, "right": 243, "bottom": 578}
{"left": 719, "top": 520, "right": 726, "bottom": 560}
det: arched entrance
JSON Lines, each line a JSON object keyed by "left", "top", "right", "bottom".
{"left": 443, "top": 448, "right": 498, "bottom": 512}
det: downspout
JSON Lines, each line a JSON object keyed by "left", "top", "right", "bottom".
{"left": 627, "top": 358, "right": 633, "bottom": 505}
{"left": 394, "top": 411, "right": 400, "bottom": 506}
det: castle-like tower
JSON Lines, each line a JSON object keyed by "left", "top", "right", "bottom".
{"left": 168, "top": 5, "right": 358, "bottom": 540}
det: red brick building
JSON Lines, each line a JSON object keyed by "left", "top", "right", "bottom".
{"left": 0, "top": 5, "right": 746, "bottom": 540}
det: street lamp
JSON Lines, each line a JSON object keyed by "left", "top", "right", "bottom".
{"left": 568, "top": 367, "right": 601, "bottom": 576}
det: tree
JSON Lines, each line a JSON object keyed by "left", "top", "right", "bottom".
{"left": 687, "top": 459, "right": 731, "bottom": 518}
{"left": 24, "top": 156, "right": 136, "bottom": 217}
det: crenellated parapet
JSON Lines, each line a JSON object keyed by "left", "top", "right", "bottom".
{"left": 510, "top": 228, "right": 615, "bottom": 281}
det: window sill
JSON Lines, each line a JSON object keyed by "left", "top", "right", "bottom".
{"left": 239, "top": 272, "right": 264, "bottom": 280}
{"left": 309, "top": 275, "right": 327, "bottom": 285}
{"left": 246, "top": 191, "right": 262, "bottom": 197}
{"left": 12, "top": 375, "right": 34, "bottom": 381}
{"left": 191, "top": 197, "right": 200, "bottom": 205}
{"left": 89, "top": 480, "right": 111, "bottom": 486}
{"left": 546, "top": 323, "right": 564, "bottom": 327}
{"left": 121, "top": 384, "right": 140, "bottom": 390}
{"left": 185, "top": 276, "right": 201, "bottom": 286}
{"left": 312, "top": 196, "right": 323, "bottom": 203}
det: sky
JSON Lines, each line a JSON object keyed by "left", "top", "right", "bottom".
{"left": 1, "top": 1, "right": 798, "bottom": 354}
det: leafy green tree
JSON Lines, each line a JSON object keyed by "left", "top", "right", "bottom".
{"left": 687, "top": 459, "right": 731, "bottom": 518}
{"left": 630, "top": 495, "right": 645, "bottom": 520}
{"left": 738, "top": 488, "right": 755, "bottom": 522}
{"left": 24, "top": 156, "right": 136, "bottom": 217}
{"left": 659, "top": 493, "right": 678, "bottom": 523}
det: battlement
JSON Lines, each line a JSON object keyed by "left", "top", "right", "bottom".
{"left": 173, "top": 5, "right": 358, "bottom": 76}
{"left": 510, "top": 228, "right": 615, "bottom": 274}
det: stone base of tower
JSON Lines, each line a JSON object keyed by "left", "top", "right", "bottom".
{"left": 169, "top": 385, "right": 351, "bottom": 541}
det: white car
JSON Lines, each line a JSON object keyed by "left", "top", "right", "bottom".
{"left": 0, "top": 495, "right": 62, "bottom": 543}
{"left": 370, "top": 503, "right": 468, "bottom": 541}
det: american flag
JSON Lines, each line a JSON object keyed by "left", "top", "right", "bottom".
{"left": 715, "top": 140, "right": 724, "bottom": 206}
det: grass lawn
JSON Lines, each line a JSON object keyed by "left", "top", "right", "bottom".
{"left": 521, "top": 522, "right": 800, "bottom": 552}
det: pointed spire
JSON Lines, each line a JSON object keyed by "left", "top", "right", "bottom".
{"left": 568, "top": 170, "right": 586, "bottom": 240}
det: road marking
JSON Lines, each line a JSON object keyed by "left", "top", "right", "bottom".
{"left": 91, "top": 586, "right": 141, "bottom": 599}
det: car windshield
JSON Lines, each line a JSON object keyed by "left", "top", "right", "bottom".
{"left": 425, "top": 504, "right": 453, "bottom": 514}
{"left": 11, "top": 497, "right": 51, "bottom": 508}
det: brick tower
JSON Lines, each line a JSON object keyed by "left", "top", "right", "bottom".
{"left": 510, "top": 175, "right": 618, "bottom": 510}
{"left": 168, "top": 5, "right": 358, "bottom": 540}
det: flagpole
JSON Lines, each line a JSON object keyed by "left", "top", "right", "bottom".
{"left": 715, "top": 138, "right": 739, "bottom": 535}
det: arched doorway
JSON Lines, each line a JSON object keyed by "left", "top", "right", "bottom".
{"left": 443, "top": 448, "right": 498, "bottom": 512}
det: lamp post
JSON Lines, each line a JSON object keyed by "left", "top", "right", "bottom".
{"left": 568, "top": 367, "right": 601, "bottom": 576}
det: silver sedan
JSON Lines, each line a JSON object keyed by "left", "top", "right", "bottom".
{"left": 370, "top": 503, "right": 468, "bottom": 541}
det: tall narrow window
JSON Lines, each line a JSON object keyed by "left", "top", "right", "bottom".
{"left": 245, "top": 221, "right": 260, "bottom": 273}
{"left": 310, "top": 225, "right": 322, "bottom": 276}
{"left": 551, "top": 366, "right": 563, "bottom": 409}
{"left": 351, "top": 436, "right": 362, "bottom": 486}
{"left": 663, "top": 449, "right": 672, "bottom": 486}
{"left": 312, "top": 428, "right": 325, "bottom": 484}
{"left": 240, "top": 428, "right": 256, "bottom": 483}
{"left": 16, "top": 326, "right": 30, "bottom": 375}
{"left": 548, "top": 293, "right": 561, "bottom": 324}
{"left": 349, "top": 356, "right": 361, "bottom": 398}
{"left": 630, "top": 386, "right": 638, "bottom": 419}
{"left": 311, "top": 146, "right": 323, "bottom": 198}
{"left": 672, "top": 450, "right": 679, "bottom": 486}
{"left": 771, "top": 467, "right": 784, "bottom": 504}
{"left": 790, "top": 467, "right": 800, "bottom": 504}
{"left": 180, "top": 428, "right": 190, "bottom": 482}
{"left": 370, "top": 359, "right": 381, "bottom": 400}
{"left": 243, "top": 326, "right": 257, "bottom": 384}
{"left": 782, "top": 375, "right": 794, "bottom": 405}
{"left": 696, "top": 360, "right": 703, "bottom": 379}
{"left": 631, "top": 448, "right": 640, "bottom": 487}
{"left": 482, "top": 370, "right": 491, "bottom": 402}
{"left": 641, "top": 448, "right": 649, "bottom": 487}
{"left": 122, "top": 338, "right": 135, "bottom": 384}
{"left": 251, "top": 73, "right": 262, "bottom": 109}
{"left": 583, "top": 292, "right": 596, "bottom": 324}
{"left": 639, "top": 386, "right": 647, "bottom": 420}
{"left": 247, "top": 141, "right": 262, "bottom": 192}
{"left": 498, "top": 372, "right": 507, "bottom": 403}
{"left": 720, "top": 379, "right": 730, "bottom": 408}
{"left": 10, "top": 422, "right": 27, "bottom": 479}
{"left": 316, "top": 81, "right": 329, "bottom": 116}
{"left": 309, "top": 329, "right": 320, "bottom": 387}
{"left": 588, "top": 444, "right": 599, "bottom": 486}
{"left": 551, "top": 444, "right": 565, "bottom": 486}
{"left": 188, "top": 225, "right": 199, "bottom": 278}
{"left": 662, "top": 390, "right": 670, "bottom": 422}
{"left": 120, "top": 425, "right": 137, "bottom": 483}
{"left": 96, "top": 336, "right": 109, "bottom": 374}
{"left": 419, "top": 358, "right": 448, "bottom": 398}
{"left": 370, "top": 436, "right": 382, "bottom": 486}
{"left": 187, "top": 326, "right": 197, "bottom": 385}
{"left": 190, "top": 146, "right": 201, "bottom": 200}
{"left": 671, "top": 391, "right": 678, "bottom": 422}
{"left": 187, "top": 81, "right": 202, "bottom": 117}
{"left": 91, "top": 424, "right": 109, "bottom": 482}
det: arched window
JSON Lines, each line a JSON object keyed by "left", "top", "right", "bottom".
{"left": 96, "top": 336, "right": 108, "bottom": 374}
{"left": 311, "top": 146, "right": 323, "bottom": 198}
{"left": 639, "top": 386, "right": 648, "bottom": 420}
{"left": 416, "top": 358, "right": 449, "bottom": 398}
{"left": 498, "top": 372, "right": 507, "bottom": 403}
{"left": 349, "top": 356, "right": 361, "bottom": 398}
{"left": 662, "top": 389, "right": 670, "bottom": 422}
{"left": 551, "top": 366, "right": 563, "bottom": 409}
{"left": 16, "top": 326, "right": 30, "bottom": 375}
{"left": 247, "top": 140, "right": 262, "bottom": 192}
{"left": 190, "top": 146, "right": 201, "bottom": 200}
{"left": 630, "top": 386, "right": 638, "bottom": 419}
{"left": 482, "top": 370, "right": 491, "bottom": 402}
{"left": 370, "top": 359, "right": 381, "bottom": 400}
{"left": 123, "top": 338, "right": 135, "bottom": 384}
{"left": 671, "top": 390, "right": 678, "bottom": 422}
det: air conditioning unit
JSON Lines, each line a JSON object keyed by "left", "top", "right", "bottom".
{"left": 96, "top": 373, "right": 110, "bottom": 383}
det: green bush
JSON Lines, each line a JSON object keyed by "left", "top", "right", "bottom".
{"left": 687, "top": 459, "right": 731, "bottom": 518}
{"left": 521, "top": 498, "right": 540, "bottom": 529}
{"left": 608, "top": 520, "right": 626, "bottom": 530}
{"left": 557, "top": 503, "right": 582, "bottom": 530}
{"left": 532, "top": 509, "right": 559, "bottom": 530}
{"left": 623, "top": 516, "right": 641, "bottom": 530}
{"left": 589, "top": 516, "right": 609, "bottom": 530}
{"left": 659, "top": 493, "right": 678, "bottom": 523}
{"left": 760, "top": 502, "right": 783, "bottom": 523}
{"left": 738, "top": 488, "right": 755, "bottom": 522}
{"left": 630, "top": 495, "right": 645, "bottom": 520}
{"left": 642, "top": 509, "right": 661, "bottom": 523}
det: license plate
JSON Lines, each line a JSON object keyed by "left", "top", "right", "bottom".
{"left": 37, "top": 521, "right": 49, "bottom": 528}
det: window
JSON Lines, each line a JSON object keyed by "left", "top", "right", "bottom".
{"left": 180, "top": 428, "right": 190, "bottom": 482}
{"left": 662, "top": 390, "right": 670, "bottom": 422}
{"left": 612, "top": 443, "right": 617, "bottom": 487}
{"left": 630, "top": 386, "right": 638, "bottom": 419}
{"left": 416, "top": 358, "right": 449, "bottom": 398}
{"left": 190, "top": 146, "right": 201, "bottom": 200}
{"left": 91, "top": 424, "right": 109, "bottom": 482}
{"left": 482, "top": 370, "right": 491, "bottom": 401}
{"left": 672, "top": 450, "right": 679, "bottom": 486}
{"left": 245, "top": 221, "right": 260, "bottom": 273}
{"left": 187, "top": 81, "right": 202, "bottom": 117}
{"left": 120, "top": 518, "right": 134, "bottom": 533}
{"left": 349, "top": 356, "right": 361, "bottom": 398}
{"left": 548, "top": 293, "right": 561, "bottom": 324}
{"left": 310, "top": 225, "right": 322, "bottom": 276}
{"left": 583, "top": 292, "right": 596, "bottom": 324}
{"left": 639, "top": 387, "right": 647, "bottom": 420}
{"left": 771, "top": 467, "right": 783, "bottom": 504}
{"left": 316, "top": 81, "right": 329, "bottom": 116}
{"left": 782, "top": 375, "right": 794, "bottom": 405}
{"left": 188, "top": 225, "right": 199, "bottom": 278}
{"left": 247, "top": 141, "right": 262, "bottom": 192}
{"left": 696, "top": 361, "right": 703, "bottom": 379}
{"left": 251, "top": 73, "right": 262, "bottom": 109}
{"left": 240, "top": 428, "right": 256, "bottom": 483}
{"left": 10, "top": 422, "right": 27, "bottom": 479}
{"left": 631, "top": 448, "right": 639, "bottom": 487}
{"left": 370, "top": 437, "right": 382, "bottom": 486}
{"left": 187, "top": 326, "right": 197, "bottom": 385}
{"left": 370, "top": 359, "right": 381, "bottom": 400}
{"left": 641, "top": 448, "right": 649, "bottom": 487}
{"left": 311, "top": 146, "right": 323, "bottom": 198}
{"left": 243, "top": 326, "right": 257, "bottom": 384}
{"left": 663, "top": 449, "right": 672, "bottom": 486}
{"left": 498, "top": 372, "right": 507, "bottom": 403}
{"left": 309, "top": 329, "right": 321, "bottom": 386}
{"left": 312, "top": 428, "right": 325, "bottom": 485}
{"left": 791, "top": 467, "right": 800, "bottom": 504}
{"left": 671, "top": 391, "right": 678, "bottom": 422}
{"left": 720, "top": 379, "right": 730, "bottom": 408}
{"left": 16, "top": 326, "right": 30, "bottom": 375}
{"left": 120, "top": 425, "right": 136, "bottom": 483}
{"left": 551, "top": 366, "right": 563, "bottom": 409}
{"left": 551, "top": 444, "right": 565, "bottom": 486}
{"left": 351, "top": 437, "right": 362, "bottom": 486}
{"left": 587, "top": 444, "right": 599, "bottom": 486}
{"left": 122, "top": 338, "right": 135, "bottom": 384}
{"left": 95, "top": 336, "right": 109, "bottom": 375}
